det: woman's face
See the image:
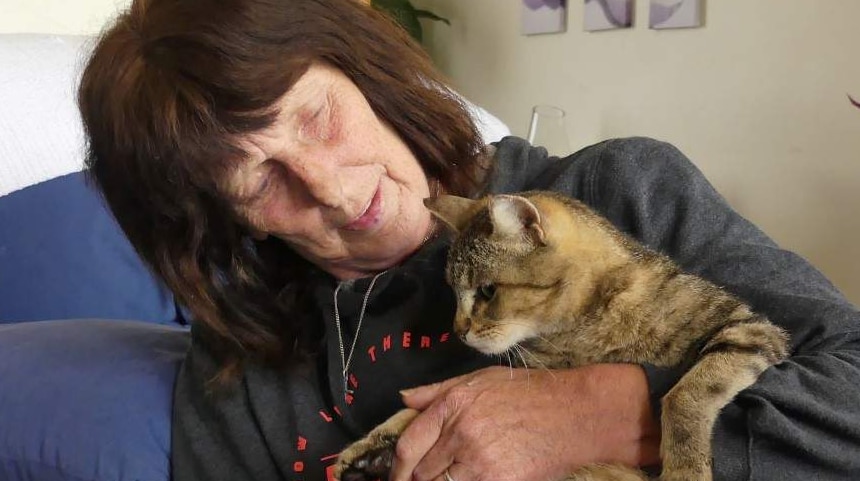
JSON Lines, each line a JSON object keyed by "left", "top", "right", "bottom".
{"left": 227, "top": 63, "right": 435, "bottom": 280}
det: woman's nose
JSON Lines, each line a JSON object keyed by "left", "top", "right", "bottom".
{"left": 285, "top": 153, "right": 343, "bottom": 209}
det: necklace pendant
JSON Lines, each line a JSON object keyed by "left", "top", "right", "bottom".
{"left": 333, "top": 270, "right": 388, "bottom": 404}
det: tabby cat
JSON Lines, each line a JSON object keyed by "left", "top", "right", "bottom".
{"left": 336, "top": 191, "right": 789, "bottom": 481}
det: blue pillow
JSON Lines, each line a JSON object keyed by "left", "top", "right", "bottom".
{"left": 0, "top": 319, "right": 188, "bottom": 481}
{"left": 0, "top": 172, "right": 181, "bottom": 324}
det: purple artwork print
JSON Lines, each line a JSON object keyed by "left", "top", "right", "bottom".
{"left": 524, "top": 0, "right": 565, "bottom": 10}
{"left": 650, "top": 0, "right": 704, "bottom": 29}
{"left": 522, "top": 0, "right": 567, "bottom": 35}
{"left": 584, "top": 0, "right": 632, "bottom": 31}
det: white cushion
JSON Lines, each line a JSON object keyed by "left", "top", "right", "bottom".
{"left": 0, "top": 34, "right": 93, "bottom": 196}
{"left": 467, "top": 100, "right": 511, "bottom": 144}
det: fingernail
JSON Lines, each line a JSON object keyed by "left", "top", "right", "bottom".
{"left": 399, "top": 388, "right": 416, "bottom": 397}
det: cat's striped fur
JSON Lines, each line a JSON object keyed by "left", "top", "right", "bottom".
{"left": 336, "top": 191, "right": 788, "bottom": 481}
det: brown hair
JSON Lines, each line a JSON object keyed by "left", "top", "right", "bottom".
{"left": 78, "top": 0, "right": 485, "bottom": 384}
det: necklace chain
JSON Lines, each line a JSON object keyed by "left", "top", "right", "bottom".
{"left": 333, "top": 270, "right": 387, "bottom": 395}
{"left": 331, "top": 217, "right": 437, "bottom": 396}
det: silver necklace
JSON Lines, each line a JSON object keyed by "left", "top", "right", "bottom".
{"left": 331, "top": 219, "right": 438, "bottom": 396}
{"left": 333, "top": 270, "right": 388, "bottom": 395}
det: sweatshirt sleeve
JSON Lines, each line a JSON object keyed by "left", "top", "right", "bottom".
{"left": 171, "top": 331, "right": 284, "bottom": 481}
{"left": 584, "top": 137, "right": 860, "bottom": 480}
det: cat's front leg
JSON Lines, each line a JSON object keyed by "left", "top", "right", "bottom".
{"left": 335, "top": 408, "right": 419, "bottom": 481}
{"left": 566, "top": 463, "right": 650, "bottom": 481}
{"left": 660, "top": 352, "right": 777, "bottom": 480}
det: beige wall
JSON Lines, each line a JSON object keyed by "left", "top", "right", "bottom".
{"left": 415, "top": 0, "right": 860, "bottom": 303}
{"left": 0, "top": 0, "right": 126, "bottom": 35}
{"left": 3, "top": 0, "right": 859, "bottom": 303}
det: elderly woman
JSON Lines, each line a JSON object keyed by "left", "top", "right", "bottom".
{"left": 77, "top": 0, "right": 860, "bottom": 480}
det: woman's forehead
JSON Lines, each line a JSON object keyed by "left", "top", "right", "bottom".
{"left": 228, "top": 64, "right": 338, "bottom": 148}
{"left": 284, "top": 62, "right": 342, "bottom": 105}
{"left": 221, "top": 64, "right": 356, "bottom": 186}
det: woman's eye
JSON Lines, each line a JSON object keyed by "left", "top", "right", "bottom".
{"left": 253, "top": 172, "right": 272, "bottom": 199}
{"left": 478, "top": 284, "right": 497, "bottom": 302}
{"left": 309, "top": 106, "right": 324, "bottom": 124}
{"left": 300, "top": 98, "right": 336, "bottom": 141}
{"left": 240, "top": 162, "right": 275, "bottom": 205}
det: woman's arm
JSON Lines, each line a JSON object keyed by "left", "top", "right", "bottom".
{"left": 586, "top": 137, "right": 860, "bottom": 479}
{"left": 172, "top": 333, "right": 279, "bottom": 481}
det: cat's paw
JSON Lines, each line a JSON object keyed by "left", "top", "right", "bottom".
{"left": 334, "top": 408, "right": 419, "bottom": 481}
{"left": 336, "top": 437, "right": 397, "bottom": 481}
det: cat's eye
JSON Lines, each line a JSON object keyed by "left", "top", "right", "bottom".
{"left": 477, "top": 284, "right": 497, "bottom": 302}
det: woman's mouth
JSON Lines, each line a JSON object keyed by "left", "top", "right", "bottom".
{"left": 343, "top": 184, "right": 383, "bottom": 231}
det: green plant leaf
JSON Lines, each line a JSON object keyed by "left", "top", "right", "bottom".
{"left": 414, "top": 9, "right": 450, "bottom": 25}
{"left": 371, "top": 0, "right": 448, "bottom": 42}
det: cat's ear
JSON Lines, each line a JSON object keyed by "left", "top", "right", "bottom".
{"left": 424, "top": 195, "right": 482, "bottom": 233}
{"left": 489, "top": 195, "right": 547, "bottom": 246}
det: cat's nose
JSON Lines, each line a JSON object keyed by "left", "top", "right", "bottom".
{"left": 454, "top": 318, "right": 471, "bottom": 341}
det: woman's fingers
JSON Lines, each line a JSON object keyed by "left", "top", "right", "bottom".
{"left": 407, "top": 416, "right": 462, "bottom": 481}
{"left": 400, "top": 371, "right": 478, "bottom": 410}
{"left": 436, "top": 463, "right": 469, "bottom": 481}
{"left": 389, "top": 397, "right": 450, "bottom": 481}
{"left": 393, "top": 367, "right": 516, "bottom": 481}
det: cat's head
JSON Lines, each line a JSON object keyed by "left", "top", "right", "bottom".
{"left": 425, "top": 192, "right": 580, "bottom": 355}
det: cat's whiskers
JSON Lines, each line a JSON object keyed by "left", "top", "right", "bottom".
{"left": 515, "top": 344, "right": 557, "bottom": 380}
{"left": 510, "top": 344, "right": 531, "bottom": 387}
{"left": 498, "top": 319, "right": 568, "bottom": 358}
{"left": 504, "top": 351, "right": 515, "bottom": 379}
{"left": 509, "top": 343, "right": 527, "bottom": 369}
{"left": 496, "top": 320, "right": 567, "bottom": 363}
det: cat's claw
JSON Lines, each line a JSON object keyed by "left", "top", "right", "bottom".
{"left": 335, "top": 409, "right": 419, "bottom": 481}
{"left": 338, "top": 443, "right": 396, "bottom": 481}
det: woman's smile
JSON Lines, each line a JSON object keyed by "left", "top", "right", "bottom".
{"left": 343, "top": 182, "right": 383, "bottom": 231}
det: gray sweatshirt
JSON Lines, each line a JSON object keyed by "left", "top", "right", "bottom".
{"left": 173, "top": 136, "right": 860, "bottom": 480}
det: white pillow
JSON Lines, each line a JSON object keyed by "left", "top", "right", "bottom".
{"left": 466, "top": 100, "right": 511, "bottom": 144}
{"left": 0, "top": 34, "right": 92, "bottom": 196}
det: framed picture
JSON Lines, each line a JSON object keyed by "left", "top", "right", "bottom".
{"left": 522, "top": 0, "right": 568, "bottom": 35}
{"left": 584, "top": 0, "right": 633, "bottom": 32}
{"left": 650, "top": 0, "right": 704, "bottom": 29}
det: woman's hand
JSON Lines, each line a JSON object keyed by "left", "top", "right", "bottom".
{"left": 390, "top": 364, "right": 660, "bottom": 481}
